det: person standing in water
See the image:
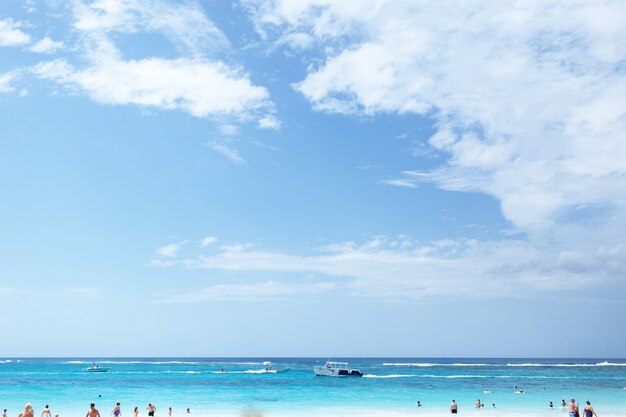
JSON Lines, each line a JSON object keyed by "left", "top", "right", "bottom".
{"left": 3, "top": 409, "right": 7, "bottom": 417}
{"left": 111, "top": 403, "right": 121, "bottom": 417}
{"left": 133, "top": 408, "right": 138, "bottom": 417}
{"left": 86, "top": 404, "right": 101, "bottom": 417}
{"left": 168, "top": 409, "right": 171, "bottom": 417}
{"left": 569, "top": 399, "right": 579, "bottom": 417}
{"left": 450, "top": 400, "right": 458, "bottom": 414}
{"left": 583, "top": 401, "right": 598, "bottom": 417}
{"left": 146, "top": 405, "right": 156, "bottom": 417}
{"left": 19, "top": 404, "right": 34, "bottom": 417}
{"left": 41, "top": 406, "right": 51, "bottom": 417}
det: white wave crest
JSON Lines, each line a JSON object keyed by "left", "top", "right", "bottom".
{"left": 62, "top": 360, "right": 203, "bottom": 365}
{"left": 383, "top": 363, "right": 488, "bottom": 367}
{"left": 506, "top": 362, "right": 626, "bottom": 367}
{"left": 363, "top": 374, "right": 414, "bottom": 378}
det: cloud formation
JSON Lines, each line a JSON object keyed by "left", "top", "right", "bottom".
{"left": 0, "top": 18, "right": 31, "bottom": 46}
{"left": 247, "top": 0, "right": 626, "bottom": 232}
{"left": 152, "top": 235, "right": 626, "bottom": 300}
{"left": 28, "top": 37, "right": 65, "bottom": 54}
{"left": 0, "top": 72, "right": 18, "bottom": 93}
{"left": 32, "top": 0, "right": 274, "bottom": 124}
{"left": 156, "top": 240, "right": 188, "bottom": 258}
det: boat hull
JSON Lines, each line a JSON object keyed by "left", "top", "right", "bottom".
{"left": 314, "top": 367, "right": 363, "bottom": 377}
{"left": 85, "top": 368, "right": 110, "bottom": 373}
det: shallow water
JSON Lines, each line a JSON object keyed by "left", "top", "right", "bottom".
{"left": 0, "top": 358, "right": 624, "bottom": 417}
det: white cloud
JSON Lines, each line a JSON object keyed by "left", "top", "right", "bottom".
{"left": 206, "top": 140, "right": 247, "bottom": 164}
{"left": 247, "top": 0, "right": 626, "bottom": 233}
{"left": 381, "top": 179, "right": 417, "bottom": 189}
{"left": 155, "top": 281, "right": 336, "bottom": 303}
{"left": 153, "top": 235, "right": 626, "bottom": 299}
{"left": 218, "top": 124, "right": 240, "bottom": 136}
{"left": 0, "top": 18, "right": 31, "bottom": 46}
{"left": 0, "top": 72, "right": 18, "bottom": 93}
{"left": 258, "top": 114, "right": 281, "bottom": 129}
{"left": 156, "top": 240, "right": 187, "bottom": 257}
{"left": 33, "top": 52, "right": 270, "bottom": 118}
{"left": 31, "top": 1, "right": 273, "bottom": 124}
{"left": 200, "top": 236, "right": 218, "bottom": 247}
{"left": 28, "top": 37, "right": 65, "bottom": 54}
{"left": 72, "top": 0, "right": 228, "bottom": 54}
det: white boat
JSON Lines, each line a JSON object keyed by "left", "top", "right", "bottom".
{"left": 85, "top": 363, "right": 110, "bottom": 373}
{"left": 314, "top": 361, "right": 363, "bottom": 377}
{"left": 261, "top": 361, "right": 290, "bottom": 373}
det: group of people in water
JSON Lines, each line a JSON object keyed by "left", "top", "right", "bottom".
{"left": 413, "top": 396, "right": 600, "bottom": 415}
{"left": 7, "top": 403, "right": 193, "bottom": 417}
{"left": 560, "top": 399, "right": 598, "bottom": 417}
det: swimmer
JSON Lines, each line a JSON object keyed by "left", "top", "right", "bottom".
{"left": 146, "top": 405, "right": 156, "bottom": 417}
{"left": 582, "top": 401, "right": 597, "bottom": 417}
{"left": 450, "top": 400, "right": 458, "bottom": 414}
{"left": 550, "top": 402, "right": 554, "bottom": 409}
{"left": 3, "top": 409, "right": 7, "bottom": 417}
{"left": 111, "top": 403, "right": 121, "bottom": 417}
{"left": 475, "top": 399, "right": 481, "bottom": 408}
{"left": 86, "top": 404, "right": 101, "bottom": 417}
{"left": 416, "top": 401, "right": 422, "bottom": 407}
{"left": 42, "top": 406, "right": 51, "bottom": 417}
{"left": 492, "top": 404, "right": 496, "bottom": 408}
{"left": 133, "top": 408, "right": 138, "bottom": 417}
{"left": 568, "top": 399, "right": 579, "bottom": 417}
{"left": 19, "top": 404, "right": 34, "bottom": 417}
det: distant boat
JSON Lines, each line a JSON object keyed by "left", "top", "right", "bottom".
{"left": 314, "top": 361, "right": 363, "bottom": 377}
{"left": 85, "top": 363, "right": 109, "bottom": 373}
{"left": 262, "top": 361, "right": 290, "bottom": 373}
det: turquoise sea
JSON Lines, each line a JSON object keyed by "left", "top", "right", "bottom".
{"left": 1, "top": 358, "right": 625, "bottom": 417}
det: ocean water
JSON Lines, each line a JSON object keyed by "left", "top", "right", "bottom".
{"left": 0, "top": 358, "right": 624, "bottom": 417}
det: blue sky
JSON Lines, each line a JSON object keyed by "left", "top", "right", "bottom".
{"left": 1, "top": 0, "right": 625, "bottom": 357}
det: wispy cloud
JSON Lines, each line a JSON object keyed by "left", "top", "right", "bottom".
{"left": 381, "top": 179, "right": 417, "bottom": 189}
{"left": 200, "top": 236, "right": 218, "bottom": 248}
{"left": 155, "top": 240, "right": 188, "bottom": 257}
{"left": 0, "top": 18, "right": 31, "bottom": 46}
{"left": 258, "top": 114, "right": 281, "bottom": 130}
{"left": 28, "top": 37, "right": 64, "bottom": 54}
{"left": 247, "top": 1, "right": 626, "bottom": 235}
{"left": 152, "top": 235, "right": 626, "bottom": 299}
{"left": 206, "top": 140, "right": 247, "bottom": 164}
{"left": 0, "top": 71, "right": 18, "bottom": 93}
{"left": 31, "top": 1, "right": 274, "bottom": 125}
{"left": 72, "top": 0, "right": 229, "bottom": 54}
{"left": 218, "top": 124, "right": 240, "bottom": 136}
{"left": 155, "top": 281, "right": 336, "bottom": 303}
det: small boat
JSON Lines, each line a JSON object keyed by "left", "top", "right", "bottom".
{"left": 262, "top": 361, "right": 290, "bottom": 373}
{"left": 85, "top": 363, "right": 110, "bottom": 373}
{"left": 314, "top": 361, "right": 363, "bottom": 377}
